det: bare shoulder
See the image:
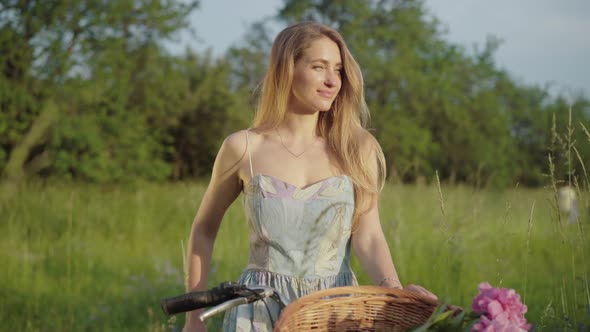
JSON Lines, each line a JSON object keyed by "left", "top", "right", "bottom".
{"left": 222, "top": 130, "right": 248, "bottom": 153}
{"left": 213, "top": 130, "right": 252, "bottom": 173}
{"left": 223, "top": 129, "right": 266, "bottom": 151}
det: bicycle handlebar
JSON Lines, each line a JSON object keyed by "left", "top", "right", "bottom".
{"left": 197, "top": 287, "right": 279, "bottom": 321}
{"left": 161, "top": 282, "right": 290, "bottom": 323}
{"left": 160, "top": 282, "right": 242, "bottom": 315}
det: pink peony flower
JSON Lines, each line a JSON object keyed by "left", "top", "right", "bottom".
{"left": 471, "top": 282, "right": 531, "bottom": 332}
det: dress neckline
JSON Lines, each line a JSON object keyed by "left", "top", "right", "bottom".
{"left": 248, "top": 173, "right": 349, "bottom": 190}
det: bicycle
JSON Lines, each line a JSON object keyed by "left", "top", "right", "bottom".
{"left": 161, "top": 281, "right": 440, "bottom": 331}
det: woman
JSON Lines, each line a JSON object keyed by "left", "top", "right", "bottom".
{"left": 184, "top": 22, "right": 436, "bottom": 332}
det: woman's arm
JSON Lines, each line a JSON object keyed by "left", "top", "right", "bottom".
{"left": 184, "top": 131, "right": 247, "bottom": 331}
{"left": 351, "top": 132, "right": 436, "bottom": 299}
{"left": 352, "top": 208, "right": 437, "bottom": 299}
{"left": 352, "top": 201, "right": 402, "bottom": 288}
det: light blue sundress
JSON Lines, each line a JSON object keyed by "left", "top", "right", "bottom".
{"left": 222, "top": 130, "right": 358, "bottom": 332}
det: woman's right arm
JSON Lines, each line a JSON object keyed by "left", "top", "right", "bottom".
{"left": 183, "top": 132, "right": 247, "bottom": 332}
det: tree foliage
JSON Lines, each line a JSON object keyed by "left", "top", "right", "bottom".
{"left": 2, "top": 0, "right": 194, "bottom": 181}
{"left": 1, "top": 0, "right": 589, "bottom": 188}
{"left": 273, "top": 0, "right": 590, "bottom": 187}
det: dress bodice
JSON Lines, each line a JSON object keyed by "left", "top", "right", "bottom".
{"left": 243, "top": 173, "right": 355, "bottom": 278}
{"left": 222, "top": 131, "right": 358, "bottom": 332}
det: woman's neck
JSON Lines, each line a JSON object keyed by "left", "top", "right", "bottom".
{"left": 279, "top": 111, "right": 320, "bottom": 138}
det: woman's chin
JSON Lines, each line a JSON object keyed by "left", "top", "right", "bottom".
{"left": 317, "top": 103, "right": 335, "bottom": 112}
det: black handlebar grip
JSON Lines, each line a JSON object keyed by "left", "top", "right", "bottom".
{"left": 160, "top": 282, "right": 238, "bottom": 315}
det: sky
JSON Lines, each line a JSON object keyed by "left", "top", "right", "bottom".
{"left": 169, "top": 0, "right": 590, "bottom": 98}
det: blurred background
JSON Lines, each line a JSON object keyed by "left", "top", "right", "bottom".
{"left": 1, "top": 1, "right": 589, "bottom": 331}
{"left": 1, "top": 0, "right": 589, "bottom": 186}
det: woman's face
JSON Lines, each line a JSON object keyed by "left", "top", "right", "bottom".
{"left": 290, "top": 37, "right": 343, "bottom": 113}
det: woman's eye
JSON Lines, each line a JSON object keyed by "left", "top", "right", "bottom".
{"left": 313, "top": 65, "right": 324, "bottom": 70}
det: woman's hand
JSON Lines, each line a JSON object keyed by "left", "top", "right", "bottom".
{"left": 404, "top": 284, "right": 438, "bottom": 301}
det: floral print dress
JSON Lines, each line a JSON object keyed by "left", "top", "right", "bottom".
{"left": 222, "top": 131, "right": 357, "bottom": 332}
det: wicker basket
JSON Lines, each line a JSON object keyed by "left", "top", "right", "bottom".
{"left": 273, "top": 286, "right": 438, "bottom": 332}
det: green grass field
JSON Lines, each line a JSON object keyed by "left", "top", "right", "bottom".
{"left": 1, "top": 181, "right": 588, "bottom": 331}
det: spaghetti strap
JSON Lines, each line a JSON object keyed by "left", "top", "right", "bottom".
{"left": 245, "top": 130, "right": 254, "bottom": 178}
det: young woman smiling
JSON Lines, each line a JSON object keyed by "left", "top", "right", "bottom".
{"left": 182, "top": 21, "right": 437, "bottom": 332}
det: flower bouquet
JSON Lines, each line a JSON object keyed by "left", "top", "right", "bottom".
{"left": 410, "top": 282, "right": 532, "bottom": 332}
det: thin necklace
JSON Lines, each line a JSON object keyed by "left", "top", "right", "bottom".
{"left": 275, "top": 128, "right": 318, "bottom": 159}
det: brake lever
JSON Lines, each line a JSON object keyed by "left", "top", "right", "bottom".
{"left": 198, "top": 287, "right": 276, "bottom": 321}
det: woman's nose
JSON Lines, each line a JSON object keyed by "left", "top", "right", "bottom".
{"left": 324, "top": 71, "right": 339, "bottom": 87}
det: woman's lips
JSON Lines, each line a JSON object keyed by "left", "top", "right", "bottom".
{"left": 318, "top": 90, "right": 335, "bottom": 98}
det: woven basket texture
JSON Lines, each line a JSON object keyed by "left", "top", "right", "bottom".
{"left": 274, "top": 286, "right": 438, "bottom": 332}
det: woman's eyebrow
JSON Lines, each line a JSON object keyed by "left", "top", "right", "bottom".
{"left": 310, "top": 58, "right": 343, "bottom": 66}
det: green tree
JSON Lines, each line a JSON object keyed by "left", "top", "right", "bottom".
{"left": 168, "top": 51, "right": 246, "bottom": 179}
{"left": 0, "top": 0, "right": 198, "bottom": 182}
{"left": 276, "top": 0, "right": 520, "bottom": 186}
{"left": 273, "top": 0, "right": 590, "bottom": 187}
{"left": 50, "top": 43, "right": 191, "bottom": 181}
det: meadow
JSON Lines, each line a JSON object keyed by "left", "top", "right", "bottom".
{"left": 1, "top": 179, "right": 588, "bottom": 331}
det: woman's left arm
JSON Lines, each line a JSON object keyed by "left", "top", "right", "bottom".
{"left": 352, "top": 202, "right": 402, "bottom": 288}
{"left": 351, "top": 131, "right": 437, "bottom": 300}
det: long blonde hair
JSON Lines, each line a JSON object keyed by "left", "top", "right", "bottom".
{"left": 253, "top": 22, "right": 386, "bottom": 226}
